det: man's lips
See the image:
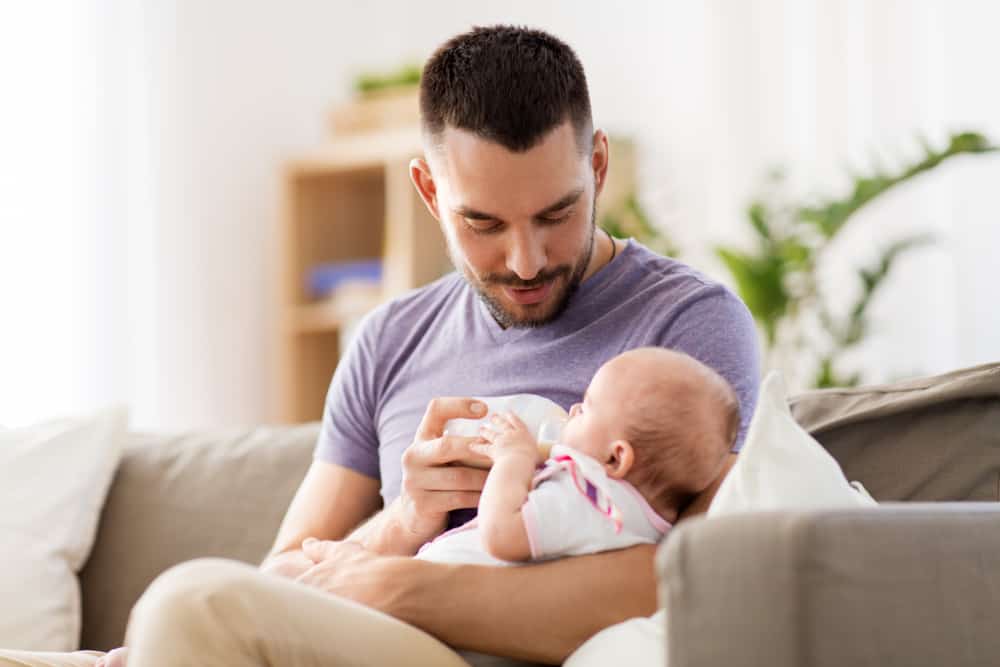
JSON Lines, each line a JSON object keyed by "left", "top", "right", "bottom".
{"left": 504, "top": 280, "right": 554, "bottom": 305}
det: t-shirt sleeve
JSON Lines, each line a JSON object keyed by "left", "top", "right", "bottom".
{"left": 660, "top": 286, "right": 761, "bottom": 452}
{"left": 312, "top": 306, "right": 386, "bottom": 480}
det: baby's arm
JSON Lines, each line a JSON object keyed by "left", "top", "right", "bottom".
{"left": 475, "top": 413, "right": 541, "bottom": 562}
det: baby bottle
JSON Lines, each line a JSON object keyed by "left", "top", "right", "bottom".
{"left": 536, "top": 417, "right": 567, "bottom": 459}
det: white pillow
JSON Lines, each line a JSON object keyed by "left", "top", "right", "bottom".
{"left": 0, "top": 407, "right": 127, "bottom": 650}
{"left": 709, "top": 371, "right": 877, "bottom": 516}
{"left": 564, "top": 609, "right": 665, "bottom": 667}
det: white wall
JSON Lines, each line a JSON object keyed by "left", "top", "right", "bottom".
{"left": 2, "top": 0, "right": 998, "bottom": 428}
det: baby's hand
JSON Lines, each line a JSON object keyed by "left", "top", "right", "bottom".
{"left": 479, "top": 412, "right": 541, "bottom": 463}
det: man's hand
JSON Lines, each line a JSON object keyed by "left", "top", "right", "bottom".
{"left": 477, "top": 412, "right": 542, "bottom": 464}
{"left": 259, "top": 546, "right": 316, "bottom": 579}
{"left": 296, "top": 538, "right": 413, "bottom": 613}
{"left": 393, "top": 397, "right": 494, "bottom": 546}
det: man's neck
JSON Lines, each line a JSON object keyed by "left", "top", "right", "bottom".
{"left": 580, "top": 229, "right": 618, "bottom": 283}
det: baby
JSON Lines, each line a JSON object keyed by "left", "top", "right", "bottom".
{"left": 416, "top": 347, "right": 740, "bottom": 564}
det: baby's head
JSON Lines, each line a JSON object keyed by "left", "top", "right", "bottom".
{"left": 560, "top": 348, "right": 740, "bottom": 522}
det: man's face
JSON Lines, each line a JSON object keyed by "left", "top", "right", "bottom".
{"left": 414, "top": 121, "right": 605, "bottom": 328}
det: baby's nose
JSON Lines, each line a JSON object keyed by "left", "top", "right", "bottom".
{"left": 569, "top": 403, "right": 581, "bottom": 417}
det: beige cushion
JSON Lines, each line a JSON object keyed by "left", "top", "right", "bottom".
{"left": 78, "top": 423, "right": 319, "bottom": 650}
{"left": 0, "top": 408, "right": 125, "bottom": 651}
{"left": 790, "top": 362, "right": 1000, "bottom": 501}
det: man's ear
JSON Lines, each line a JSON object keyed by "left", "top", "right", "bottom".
{"left": 591, "top": 129, "right": 610, "bottom": 200}
{"left": 409, "top": 157, "right": 441, "bottom": 221}
{"left": 605, "top": 439, "right": 634, "bottom": 480}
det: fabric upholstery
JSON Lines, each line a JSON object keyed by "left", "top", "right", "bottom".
{"left": 77, "top": 424, "right": 318, "bottom": 650}
{"left": 790, "top": 362, "right": 1000, "bottom": 501}
{"left": 659, "top": 504, "right": 1000, "bottom": 667}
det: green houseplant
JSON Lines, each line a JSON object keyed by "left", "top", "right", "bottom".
{"left": 715, "top": 131, "right": 996, "bottom": 387}
{"left": 602, "top": 131, "right": 997, "bottom": 388}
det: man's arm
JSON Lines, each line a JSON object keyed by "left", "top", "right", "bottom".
{"left": 259, "top": 459, "right": 381, "bottom": 574}
{"left": 298, "top": 537, "right": 655, "bottom": 664}
{"left": 398, "top": 545, "right": 656, "bottom": 663}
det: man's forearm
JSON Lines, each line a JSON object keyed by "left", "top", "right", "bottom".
{"left": 388, "top": 544, "right": 658, "bottom": 663}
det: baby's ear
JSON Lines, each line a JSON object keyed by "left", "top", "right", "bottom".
{"left": 606, "top": 440, "right": 634, "bottom": 480}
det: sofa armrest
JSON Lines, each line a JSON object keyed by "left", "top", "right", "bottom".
{"left": 657, "top": 504, "right": 1000, "bottom": 667}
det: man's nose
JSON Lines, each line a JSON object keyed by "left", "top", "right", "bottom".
{"left": 505, "top": 227, "right": 547, "bottom": 281}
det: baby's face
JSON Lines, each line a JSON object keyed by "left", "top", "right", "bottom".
{"left": 560, "top": 359, "right": 636, "bottom": 463}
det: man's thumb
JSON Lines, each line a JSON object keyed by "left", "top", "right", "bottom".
{"left": 302, "top": 537, "right": 322, "bottom": 559}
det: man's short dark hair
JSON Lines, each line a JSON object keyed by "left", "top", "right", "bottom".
{"left": 420, "top": 25, "right": 593, "bottom": 153}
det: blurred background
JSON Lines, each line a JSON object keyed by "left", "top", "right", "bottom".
{"left": 1, "top": 0, "right": 997, "bottom": 430}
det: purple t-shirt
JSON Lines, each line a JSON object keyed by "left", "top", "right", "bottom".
{"left": 315, "top": 240, "right": 760, "bottom": 530}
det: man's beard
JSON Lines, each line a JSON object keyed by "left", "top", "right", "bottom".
{"left": 450, "top": 202, "right": 597, "bottom": 329}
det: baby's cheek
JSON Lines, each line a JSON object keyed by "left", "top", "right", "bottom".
{"left": 560, "top": 422, "right": 580, "bottom": 446}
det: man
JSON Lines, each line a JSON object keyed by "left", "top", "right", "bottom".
{"left": 1, "top": 25, "right": 759, "bottom": 667}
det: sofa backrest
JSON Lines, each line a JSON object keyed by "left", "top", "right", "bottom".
{"left": 78, "top": 423, "right": 318, "bottom": 651}
{"left": 791, "top": 362, "right": 1000, "bottom": 503}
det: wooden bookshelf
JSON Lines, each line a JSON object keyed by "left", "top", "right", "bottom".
{"left": 275, "top": 126, "right": 452, "bottom": 423}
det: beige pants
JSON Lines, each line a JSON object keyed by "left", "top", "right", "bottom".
{"left": 0, "top": 558, "right": 539, "bottom": 667}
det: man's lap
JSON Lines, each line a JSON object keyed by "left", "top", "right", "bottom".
{"left": 0, "top": 558, "right": 551, "bottom": 667}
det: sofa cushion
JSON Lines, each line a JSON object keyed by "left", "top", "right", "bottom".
{"left": 78, "top": 423, "right": 319, "bottom": 651}
{"left": 0, "top": 408, "right": 125, "bottom": 651}
{"left": 790, "top": 362, "right": 1000, "bottom": 502}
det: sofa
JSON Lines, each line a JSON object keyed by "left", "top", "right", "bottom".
{"left": 659, "top": 361, "right": 1000, "bottom": 666}
{"left": 74, "top": 362, "right": 999, "bottom": 665}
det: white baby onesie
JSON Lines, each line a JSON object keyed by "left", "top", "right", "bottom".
{"left": 416, "top": 445, "right": 671, "bottom": 565}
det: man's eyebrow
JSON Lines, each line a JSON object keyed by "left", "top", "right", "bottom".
{"left": 452, "top": 204, "right": 497, "bottom": 220}
{"left": 451, "top": 187, "right": 585, "bottom": 222}
{"left": 533, "top": 188, "right": 584, "bottom": 218}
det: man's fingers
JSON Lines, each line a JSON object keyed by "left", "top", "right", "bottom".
{"left": 422, "top": 490, "right": 482, "bottom": 512}
{"left": 421, "top": 465, "right": 490, "bottom": 492}
{"left": 415, "top": 397, "right": 487, "bottom": 440}
{"left": 409, "top": 434, "right": 486, "bottom": 466}
{"left": 301, "top": 537, "right": 323, "bottom": 561}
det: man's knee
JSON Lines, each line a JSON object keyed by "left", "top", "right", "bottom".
{"left": 128, "top": 558, "right": 259, "bottom": 638}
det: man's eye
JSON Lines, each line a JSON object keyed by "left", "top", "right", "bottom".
{"left": 464, "top": 219, "right": 502, "bottom": 235}
{"left": 539, "top": 212, "right": 571, "bottom": 225}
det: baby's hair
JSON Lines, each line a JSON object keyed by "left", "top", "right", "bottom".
{"left": 621, "top": 350, "right": 740, "bottom": 512}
